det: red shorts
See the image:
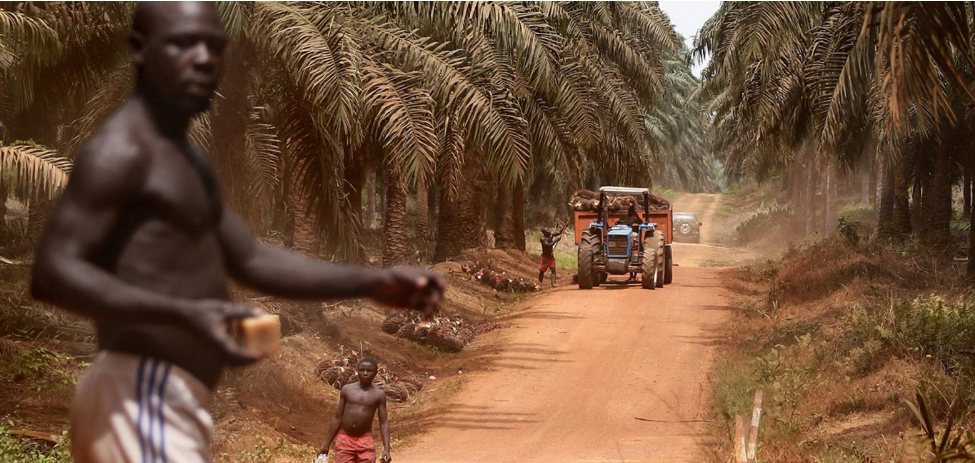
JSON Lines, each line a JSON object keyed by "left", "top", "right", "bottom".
{"left": 335, "top": 431, "right": 376, "bottom": 463}
{"left": 539, "top": 255, "right": 556, "bottom": 272}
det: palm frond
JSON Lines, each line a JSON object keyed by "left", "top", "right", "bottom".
{"left": 361, "top": 62, "right": 437, "bottom": 188}
{"left": 0, "top": 143, "right": 72, "bottom": 200}
{"left": 364, "top": 18, "right": 531, "bottom": 183}
{"left": 250, "top": 2, "right": 361, "bottom": 139}
{"left": 243, "top": 106, "right": 281, "bottom": 205}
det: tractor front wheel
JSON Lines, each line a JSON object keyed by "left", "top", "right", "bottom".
{"left": 578, "top": 231, "right": 598, "bottom": 289}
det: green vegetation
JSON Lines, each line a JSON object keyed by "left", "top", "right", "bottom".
{"left": 710, "top": 234, "right": 975, "bottom": 461}
{"left": 0, "top": 344, "right": 76, "bottom": 391}
{"left": 697, "top": 4, "right": 975, "bottom": 265}
{"left": 0, "top": 426, "right": 69, "bottom": 463}
{"left": 0, "top": 2, "right": 718, "bottom": 265}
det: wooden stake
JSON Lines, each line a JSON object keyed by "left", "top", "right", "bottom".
{"left": 733, "top": 415, "right": 748, "bottom": 463}
{"left": 747, "top": 390, "right": 764, "bottom": 462}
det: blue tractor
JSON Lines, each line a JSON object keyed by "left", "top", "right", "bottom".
{"left": 574, "top": 187, "right": 670, "bottom": 290}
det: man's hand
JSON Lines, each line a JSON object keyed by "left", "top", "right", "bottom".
{"left": 381, "top": 450, "right": 391, "bottom": 463}
{"left": 371, "top": 267, "right": 445, "bottom": 317}
{"left": 184, "top": 300, "right": 263, "bottom": 366}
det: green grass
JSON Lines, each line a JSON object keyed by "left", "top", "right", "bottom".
{"left": 554, "top": 249, "right": 577, "bottom": 271}
{"left": 0, "top": 426, "right": 69, "bottom": 463}
{"left": 0, "top": 343, "right": 77, "bottom": 392}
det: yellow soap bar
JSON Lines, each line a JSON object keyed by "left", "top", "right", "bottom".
{"left": 235, "top": 314, "right": 281, "bottom": 356}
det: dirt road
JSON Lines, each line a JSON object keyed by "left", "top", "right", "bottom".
{"left": 397, "top": 194, "right": 742, "bottom": 462}
{"left": 672, "top": 193, "right": 759, "bottom": 267}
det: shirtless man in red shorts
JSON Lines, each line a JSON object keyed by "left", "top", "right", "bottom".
{"left": 318, "top": 358, "right": 390, "bottom": 463}
{"left": 538, "top": 221, "right": 568, "bottom": 287}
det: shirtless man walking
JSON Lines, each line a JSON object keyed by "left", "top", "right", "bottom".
{"left": 318, "top": 358, "right": 390, "bottom": 463}
{"left": 30, "top": 3, "right": 443, "bottom": 462}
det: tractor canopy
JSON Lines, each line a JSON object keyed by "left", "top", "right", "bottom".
{"left": 597, "top": 186, "right": 650, "bottom": 195}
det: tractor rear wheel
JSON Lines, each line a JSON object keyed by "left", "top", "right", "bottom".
{"left": 578, "top": 230, "right": 598, "bottom": 289}
{"left": 653, "top": 231, "right": 665, "bottom": 288}
{"left": 641, "top": 236, "right": 660, "bottom": 290}
{"left": 663, "top": 244, "right": 673, "bottom": 284}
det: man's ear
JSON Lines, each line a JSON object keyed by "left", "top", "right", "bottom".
{"left": 129, "top": 32, "right": 146, "bottom": 65}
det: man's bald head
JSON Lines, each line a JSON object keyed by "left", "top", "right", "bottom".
{"left": 129, "top": 1, "right": 226, "bottom": 115}
{"left": 132, "top": 2, "right": 220, "bottom": 39}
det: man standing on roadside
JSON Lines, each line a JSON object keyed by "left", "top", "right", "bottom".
{"left": 539, "top": 220, "right": 569, "bottom": 286}
{"left": 318, "top": 357, "right": 391, "bottom": 463}
{"left": 30, "top": 3, "right": 443, "bottom": 462}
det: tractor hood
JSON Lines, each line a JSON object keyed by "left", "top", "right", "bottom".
{"left": 607, "top": 225, "right": 633, "bottom": 236}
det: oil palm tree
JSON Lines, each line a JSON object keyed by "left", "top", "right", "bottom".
{"left": 648, "top": 43, "right": 719, "bottom": 193}
{"left": 696, "top": 2, "right": 974, "bottom": 255}
{"left": 1, "top": 2, "right": 687, "bottom": 267}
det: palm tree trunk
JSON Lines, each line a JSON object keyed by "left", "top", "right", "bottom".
{"left": 0, "top": 179, "right": 7, "bottom": 225}
{"left": 789, "top": 163, "right": 805, "bottom": 234}
{"left": 493, "top": 179, "right": 514, "bottom": 248}
{"left": 513, "top": 178, "right": 526, "bottom": 251}
{"left": 415, "top": 176, "right": 429, "bottom": 241}
{"left": 893, "top": 159, "right": 912, "bottom": 237}
{"left": 208, "top": 42, "right": 253, "bottom": 220}
{"left": 910, "top": 179, "right": 923, "bottom": 234}
{"left": 27, "top": 197, "right": 50, "bottom": 240}
{"left": 279, "top": 155, "right": 295, "bottom": 248}
{"left": 364, "top": 167, "right": 377, "bottom": 230}
{"left": 434, "top": 151, "right": 484, "bottom": 261}
{"left": 287, "top": 190, "right": 319, "bottom": 256}
{"left": 804, "top": 162, "right": 818, "bottom": 234}
{"left": 860, "top": 167, "right": 871, "bottom": 205}
{"left": 823, "top": 161, "right": 836, "bottom": 232}
{"left": 968, "top": 132, "right": 975, "bottom": 279}
{"left": 964, "top": 158, "right": 972, "bottom": 219}
{"left": 429, "top": 182, "right": 439, "bottom": 242}
{"left": 877, "top": 160, "right": 894, "bottom": 237}
{"left": 346, "top": 161, "right": 365, "bottom": 226}
{"left": 376, "top": 169, "right": 385, "bottom": 230}
{"left": 556, "top": 184, "right": 569, "bottom": 222}
{"left": 968, "top": 206, "right": 975, "bottom": 278}
{"left": 382, "top": 167, "right": 412, "bottom": 266}
{"left": 869, "top": 157, "right": 879, "bottom": 207}
{"left": 924, "top": 143, "right": 952, "bottom": 250}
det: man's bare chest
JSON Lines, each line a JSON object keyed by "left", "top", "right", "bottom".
{"left": 346, "top": 390, "right": 382, "bottom": 408}
{"left": 136, "top": 148, "right": 220, "bottom": 233}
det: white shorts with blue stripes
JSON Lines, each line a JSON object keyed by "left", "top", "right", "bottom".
{"left": 70, "top": 351, "right": 213, "bottom": 463}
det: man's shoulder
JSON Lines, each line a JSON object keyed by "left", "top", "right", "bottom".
{"left": 73, "top": 114, "right": 149, "bottom": 182}
{"left": 87, "top": 106, "right": 147, "bottom": 151}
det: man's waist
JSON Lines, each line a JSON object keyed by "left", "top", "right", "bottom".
{"left": 93, "top": 349, "right": 213, "bottom": 403}
{"left": 97, "top": 326, "right": 224, "bottom": 389}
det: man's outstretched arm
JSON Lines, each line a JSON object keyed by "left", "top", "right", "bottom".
{"left": 218, "top": 207, "right": 444, "bottom": 309}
